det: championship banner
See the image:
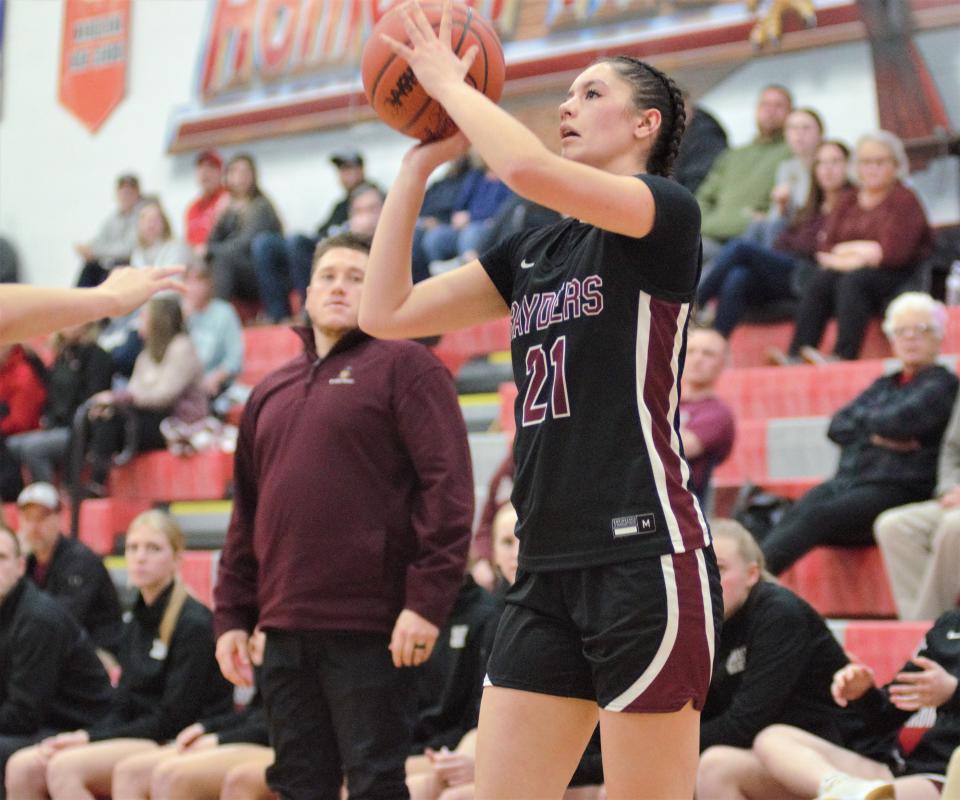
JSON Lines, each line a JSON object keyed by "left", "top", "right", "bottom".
{"left": 59, "top": 0, "right": 131, "bottom": 133}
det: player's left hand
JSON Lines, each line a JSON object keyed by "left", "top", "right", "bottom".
{"left": 889, "top": 656, "right": 959, "bottom": 711}
{"left": 389, "top": 608, "right": 439, "bottom": 667}
{"left": 381, "top": 0, "right": 479, "bottom": 100}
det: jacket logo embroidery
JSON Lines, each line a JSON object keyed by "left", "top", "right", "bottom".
{"left": 726, "top": 645, "right": 746, "bottom": 675}
{"left": 329, "top": 366, "right": 355, "bottom": 385}
{"left": 450, "top": 624, "right": 469, "bottom": 649}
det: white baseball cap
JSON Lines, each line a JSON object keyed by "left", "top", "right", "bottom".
{"left": 16, "top": 482, "right": 61, "bottom": 512}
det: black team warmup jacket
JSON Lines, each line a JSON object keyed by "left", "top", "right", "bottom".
{"left": 214, "top": 328, "right": 474, "bottom": 638}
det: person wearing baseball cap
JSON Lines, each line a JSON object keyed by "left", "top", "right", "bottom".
{"left": 185, "top": 150, "right": 229, "bottom": 251}
{"left": 17, "top": 483, "right": 123, "bottom": 656}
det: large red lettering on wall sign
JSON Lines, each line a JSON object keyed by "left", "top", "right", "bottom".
{"left": 59, "top": 0, "right": 130, "bottom": 133}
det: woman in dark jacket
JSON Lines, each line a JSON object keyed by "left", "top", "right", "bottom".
{"left": 7, "top": 322, "right": 113, "bottom": 483}
{"left": 762, "top": 292, "right": 958, "bottom": 575}
{"left": 203, "top": 153, "right": 283, "bottom": 304}
{"left": 6, "top": 510, "right": 232, "bottom": 799}
{"left": 697, "top": 519, "right": 854, "bottom": 798}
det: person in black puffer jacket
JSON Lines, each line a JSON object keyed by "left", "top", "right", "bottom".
{"left": 762, "top": 292, "right": 959, "bottom": 575}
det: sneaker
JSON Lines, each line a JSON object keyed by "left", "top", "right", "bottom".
{"left": 817, "top": 772, "right": 894, "bottom": 800}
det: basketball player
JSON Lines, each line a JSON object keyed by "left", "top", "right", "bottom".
{"left": 359, "top": 2, "right": 721, "bottom": 797}
{"left": 0, "top": 265, "right": 184, "bottom": 344}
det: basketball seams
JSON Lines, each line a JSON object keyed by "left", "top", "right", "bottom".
{"left": 363, "top": 2, "right": 502, "bottom": 141}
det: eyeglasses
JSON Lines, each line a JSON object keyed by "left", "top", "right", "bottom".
{"left": 858, "top": 157, "right": 895, "bottom": 167}
{"left": 890, "top": 323, "right": 937, "bottom": 338}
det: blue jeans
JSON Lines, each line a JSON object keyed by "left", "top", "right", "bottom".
{"left": 421, "top": 220, "right": 492, "bottom": 263}
{"left": 252, "top": 233, "right": 316, "bottom": 322}
{"left": 697, "top": 239, "right": 799, "bottom": 336}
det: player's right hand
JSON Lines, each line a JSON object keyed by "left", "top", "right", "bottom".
{"left": 216, "top": 629, "right": 254, "bottom": 687}
{"left": 831, "top": 663, "right": 875, "bottom": 706}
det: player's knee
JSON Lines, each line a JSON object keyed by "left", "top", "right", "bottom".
{"left": 221, "top": 763, "right": 265, "bottom": 800}
{"left": 696, "top": 745, "right": 741, "bottom": 794}
{"left": 6, "top": 747, "right": 44, "bottom": 795}
{"left": 752, "top": 723, "right": 795, "bottom": 760}
{"left": 150, "top": 759, "right": 183, "bottom": 800}
{"left": 111, "top": 757, "right": 146, "bottom": 797}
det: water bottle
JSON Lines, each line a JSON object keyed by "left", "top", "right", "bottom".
{"left": 947, "top": 261, "right": 960, "bottom": 306}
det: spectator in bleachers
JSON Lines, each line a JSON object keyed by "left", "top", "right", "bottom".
{"left": 750, "top": 607, "right": 960, "bottom": 800}
{"left": 420, "top": 162, "right": 513, "bottom": 268}
{"left": 130, "top": 199, "right": 192, "bottom": 270}
{"left": 768, "top": 108, "right": 824, "bottom": 228}
{"left": 320, "top": 151, "right": 370, "bottom": 238}
{"left": 0, "top": 525, "right": 112, "bottom": 790}
{"left": 203, "top": 154, "right": 283, "bottom": 306}
{"left": 75, "top": 174, "right": 144, "bottom": 288}
{"left": 875, "top": 392, "right": 960, "bottom": 620}
{"left": 679, "top": 328, "right": 735, "bottom": 509}
{"left": 761, "top": 292, "right": 958, "bottom": 575}
{"left": 84, "top": 296, "right": 206, "bottom": 496}
{"left": 788, "top": 130, "right": 932, "bottom": 362}
{"left": 7, "top": 322, "right": 112, "bottom": 484}
{"left": 5, "top": 510, "right": 233, "bottom": 800}
{"left": 213, "top": 231, "right": 473, "bottom": 800}
{"left": 673, "top": 100, "right": 728, "bottom": 194}
{"left": 250, "top": 151, "right": 372, "bottom": 323}
{"left": 412, "top": 155, "right": 476, "bottom": 283}
{"left": 182, "top": 262, "right": 244, "bottom": 410}
{"left": 253, "top": 181, "right": 386, "bottom": 322}
{"left": 695, "top": 520, "right": 853, "bottom": 798}
{"left": 698, "top": 140, "right": 851, "bottom": 338}
{"left": 695, "top": 86, "right": 793, "bottom": 262}
{"left": 0, "top": 343, "right": 47, "bottom": 501}
{"left": 184, "top": 151, "right": 229, "bottom": 253}
{"left": 110, "top": 630, "right": 271, "bottom": 800}
{"left": 17, "top": 482, "right": 123, "bottom": 657}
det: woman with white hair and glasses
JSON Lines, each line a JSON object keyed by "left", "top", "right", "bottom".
{"left": 787, "top": 130, "right": 931, "bottom": 362}
{"left": 762, "top": 292, "right": 958, "bottom": 575}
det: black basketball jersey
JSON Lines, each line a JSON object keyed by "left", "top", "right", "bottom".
{"left": 479, "top": 175, "right": 711, "bottom": 571}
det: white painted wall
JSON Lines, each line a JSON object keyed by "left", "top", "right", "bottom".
{"left": 0, "top": 0, "right": 956, "bottom": 287}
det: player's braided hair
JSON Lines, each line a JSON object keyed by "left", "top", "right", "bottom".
{"left": 598, "top": 56, "right": 686, "bottom": 178}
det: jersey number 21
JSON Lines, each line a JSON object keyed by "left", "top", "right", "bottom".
{"left": 522, "top": 336, "right": 570, "bottom": 427}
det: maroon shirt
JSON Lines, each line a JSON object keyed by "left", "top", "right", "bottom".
{"left": 818, "top": 183, "right": 931, "bottom": 269}
{"left": 214, "top": 328, "right": 474, "bottom": 637}
{"left": 679, "top": 395, "right": 735, "bottom": 498}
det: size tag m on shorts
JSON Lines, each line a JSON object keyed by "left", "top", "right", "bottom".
{"left": 611, "top": 513, "right": 657, "bottom": 537}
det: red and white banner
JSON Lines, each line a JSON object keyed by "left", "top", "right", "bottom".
{"left": 59, "top": 0, "right": 131, "bottom": 133}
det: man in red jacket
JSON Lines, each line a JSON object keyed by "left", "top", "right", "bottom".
{"left": 213, "top": 231, "right": 474, "bottom": 800}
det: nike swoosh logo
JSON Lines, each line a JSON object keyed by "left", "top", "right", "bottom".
{"left": 947, "top": 631, "right": 960, "bottom": 639}
{"left": 520, "top": 259, "right": 535, "bottom": 269}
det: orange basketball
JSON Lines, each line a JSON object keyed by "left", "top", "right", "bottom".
{"left": 361, "top": 2, "right": 505, "bottom": 142}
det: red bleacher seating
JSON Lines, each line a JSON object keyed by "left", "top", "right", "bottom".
{"left": 432, "top": 319, "right": 511, "bottom": 376}
{"left": 180, "top": 549, "right": 219, "bottom": 609}
{"left": 779, "top": 546, "right": 897, "bottom": 618}
{"left": 2, "top": 498, "right": 152, "bottom": 555}
{"left": 727, "top": 319, "right": 891, "bottom": 367}
{"left": 238, "top": 326, "right": 302, "bottom": 387}
{"left": 110, "top": 450, "right": 234, "bottom": 503}
{"left": 842, "top": 620, "right": 934, "bottom": 753}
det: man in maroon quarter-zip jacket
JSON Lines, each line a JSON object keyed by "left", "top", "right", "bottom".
{"left": 213, "top": 231, "right": 474, "bottom": 800}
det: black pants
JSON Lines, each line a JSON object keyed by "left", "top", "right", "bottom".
{"left": 761, "top": 478, "right": 929, "bottom": 575}
{"left": 789, "top": 267, "right": 909, "bottom": 359}
{"left": 260, "top": 629, "right": 417, "bottom": 800}
{"left": 87, "top": 407, "right": 168, "bottom": 483}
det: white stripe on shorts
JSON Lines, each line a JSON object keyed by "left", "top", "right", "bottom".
{"left": 603, "top": 554, "right": 678, "bottom": 712}
{"left": 697, "top": 548, "right": 716, "bottom": 679}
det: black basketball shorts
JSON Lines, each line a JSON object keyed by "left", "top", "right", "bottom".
{"left": 485, "top": 546, "right": 723, "bottom": 712}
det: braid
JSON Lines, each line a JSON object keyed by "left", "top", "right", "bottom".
{"left": 598, "top": 56, "right": 687, "bottom": 177}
